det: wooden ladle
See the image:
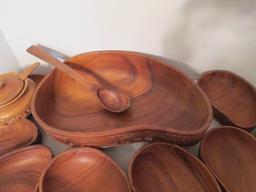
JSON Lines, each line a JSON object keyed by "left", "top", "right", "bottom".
{"left": 27, "top": 45, "right": 131, "bottom": 113}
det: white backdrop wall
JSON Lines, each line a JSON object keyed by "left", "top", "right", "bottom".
{"left": 0, "top": 0, "right": 255, "bottom": 84}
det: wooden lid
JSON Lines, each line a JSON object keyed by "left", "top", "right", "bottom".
{"left": 0, "top": 74, "right": 27, "bottom": 107}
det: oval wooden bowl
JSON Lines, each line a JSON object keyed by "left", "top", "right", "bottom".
{"left": 198, "top": 70, "right": 256, "bottom": 130}
{"left": 0, "top": 119, "right": 38, "bottom": 155}
{"left": 32, "top": 51, "right": 212, "bottom": 147}
{"left": 0, "top": 145, "right": 52, "bottom": 192}
{"left": 200, "top": 126, "right": 256, "bottom": 192}
{"left": 39, "top": 147, "right": 131, "bottom": 192}
{"left": 128, "top": 142, "right": 221, "bottom": 192}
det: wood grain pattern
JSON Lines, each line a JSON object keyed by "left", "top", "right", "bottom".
{"left": 27, "top": 45, "right": 130, "bottom": 113}
{"left": 129, "top": 142, "right": 221, "bottom": 192}
{"left": 0, "top": 145, "right": 52, "bottom": 192}
{"left": 0, "top": 78, "right": 35, "bottom": 126}
{"left": 200, "top": 126, "right": 256, "bottom": 192}
{"left": 198, "top": 70, "right": 256, "bottom": 130}
{"left": 32, "top": 51, "right": 212, "bottom": 147}
{"left": 39, "top": 147, "right": 131, "bottom": 192}
{"left": 0, "top": 119, "right": 38, "bottom": 155}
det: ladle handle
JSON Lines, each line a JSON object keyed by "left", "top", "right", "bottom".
{"left": 19, "top": 62, "right": 40, "bottom": 80}
{"left": 26, "top": 45, "right": 96, "bottom": 91}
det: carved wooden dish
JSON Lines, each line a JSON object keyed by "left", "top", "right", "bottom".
{"left": 0, "top": 145, "right": 52, "bottom": 192}
{"left": 200, "top": 126, "right": 256, "bottom": 192}
{"left": 0, "top": 119, "right": 38, "bottom": 155}
{"left": 39, "top": 147, "right": 131, "bottom": 192}
{"left": 0, "top": 73, "right": 36, "bottom": 125}
{"left": 128, "top": 142, "right": 221, "bottom": 192}
{"left": 198, "top": 70, "right": 256, "bottom": 130}
{"left": 32, "top": 51, "right": 212, "bottom": 147}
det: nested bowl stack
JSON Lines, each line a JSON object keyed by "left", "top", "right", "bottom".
{"left": 32, "top": 51, "right": 212, "bottom": 147}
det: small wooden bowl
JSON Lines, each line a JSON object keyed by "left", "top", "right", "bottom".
{"left": 200, "top": 126, "right": 256, "bottom": 192}
{"left": 0, "top": 119, "right": 38, "bottom": 155}
{"left": 198, "top": 70, "right": 256, "bottom": 130}
{"left": 0, "top": 145, "right": 52, "bottom": 192}
{"left": 39, "top": 147, "right": 131, "bottom": 192}
{"left": 129, "top": 142, "right": 221, "bottom": 192}
{"left": 32, "top": 51, "right": 212, "bottom": 147}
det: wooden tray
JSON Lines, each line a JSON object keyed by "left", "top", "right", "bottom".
{"left": 200, "top": 126, "right": 256, "bottom": 192}
{"left": 198, "top": 70, "right": 256, "bottom": 130}
{"left": 0, "top": 119, "right": 38, "bottom": 155}
{"left": 0, "top": 145, "right": 52, "bottom": 192}
{"left": 32, "top": 51, "right": 212, "bottom": 147}
{"left": 128, "top": 142, "right": 221, "bottom": 192}
{"left": 38, "top": 147, "right": 131, "bottom": 192}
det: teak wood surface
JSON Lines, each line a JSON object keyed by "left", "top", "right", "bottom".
{"left": 39, "top": 147, "right": 131, "bottom": 192}
{"left": 198, "top": 70, "right": 256, "bottom": 130}
{"left": 0, "top": 145, "right": 52, "bottom": 192}
{"left": 0, "top": 119, "right": 38, "bottom": 155}
{"left": 32, "top": 51, "right": 212, "bottom": 147}
{"left": 128, "top": 142, "right": 221, "bottom": 192}
{"left": 200, "top": 126, "right": 256, "bottom": 192}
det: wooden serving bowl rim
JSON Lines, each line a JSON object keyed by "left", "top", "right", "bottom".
{"left": 200, "top": 126, "right": 256, "bottom": 191}
{"left": 198, "top": 70, "right": 256, "bottom": 129}
{"left": 0, "top": 119, "right": 39, "bottom": 155}
{"left": 0, "top": 144, "right": 53, "bottom": 161}
{"left": 128, "top": 142, "right": 221, "bottom": 192}
{"left": 39, "top": 147, "right": 131, "bottom": 192}
{"left": 32, "top": 50, "right": 213, "bottom": 139}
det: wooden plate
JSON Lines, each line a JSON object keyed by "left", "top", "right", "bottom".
{"left": 0, "top": 145, "right": 52, "bottom": 192}
{"left": 39, "top": 147, "right": 131, "bottom": 192}
{"left": 198, "top": 70, "right": 256, "bottom": 130}
{"left": 200, "top": 126, "right": 256, "bottom": 192}
{"left": 128, "top": 142, "right": 221, "bottom": 192}
{"left": 0, "top": 119, "right": 38, "bottom": 155}
{"left": 32, "top": 51, "right": 212, "bottom": 147}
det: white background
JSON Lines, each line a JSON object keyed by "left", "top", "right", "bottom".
{"left": 0, "top": 0, "right": 256, "bottom": 172}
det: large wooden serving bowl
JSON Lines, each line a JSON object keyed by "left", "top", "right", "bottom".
{"left": 128, "top": 142, "right": 221, "bottom": 192}
{"left": 39, "top": 147, "right": 131, "bottom": 192}
{"left": 198, "top": 70, "right": 256, "bottom": 130}
{"left": 200, "top": 126, "right": 256, "bottom": 192}
{"left": 0, "top": 145, "right": 52, "bottom": 192}
{"left": 0, "top": 119, "right": 38, "bottom": 155}
{"left": 32, "top": 51, "right": 212, "bottom": 147}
